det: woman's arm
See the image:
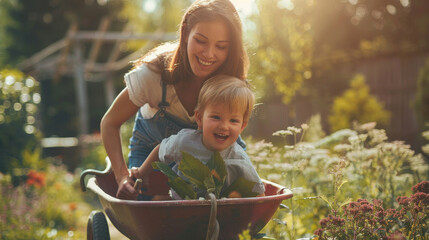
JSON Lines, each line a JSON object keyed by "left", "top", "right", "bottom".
{"left": 100, "top": 87, "right": 139, "bottom": 199}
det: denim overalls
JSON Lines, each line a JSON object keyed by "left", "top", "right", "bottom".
{"left": 128, "top": 81, "right": 197, "bottom": 168}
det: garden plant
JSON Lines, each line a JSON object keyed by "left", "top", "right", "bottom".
{"left": 241, "top": 119, "right": 428, "bottom": 239}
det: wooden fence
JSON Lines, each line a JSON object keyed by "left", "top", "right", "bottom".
{"left": 18, "top": 18, "right": 175, "bottom": 137}
{"left": 245, "top": 52, "right": 429, "bottom": 151}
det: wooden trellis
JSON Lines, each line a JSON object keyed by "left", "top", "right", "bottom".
{"left": 18, "top": 18, "right": 176, "bottom": 136}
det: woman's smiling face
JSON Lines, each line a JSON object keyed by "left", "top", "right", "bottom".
{"left": 186, "top": 20, "right": 231, "bottom": 82}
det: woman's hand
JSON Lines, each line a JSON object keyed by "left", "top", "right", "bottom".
{"left": 116, "top": 173, "right": 138, "bottom": 200}
{"left": 102, "top": 88, "right": 140, "bottom": 200}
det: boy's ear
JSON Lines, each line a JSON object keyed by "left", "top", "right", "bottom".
{"left": 195, "top": 110, "right": 203, "bottom": 129}
{"left": 240, "top": 121, "right": 248, "bottom": 132}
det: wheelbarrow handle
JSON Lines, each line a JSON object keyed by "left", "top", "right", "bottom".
{"left": 80, "top": 157, "right": 113, "bottom": 192}
{"left": 134, "top": 178, "right": 143, "bottom": 191}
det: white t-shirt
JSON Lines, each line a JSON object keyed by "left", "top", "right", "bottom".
{"left": 158, "top": 129, "right": 265, "bottom": 199}
{"left": 124, "top": 64, "right": 195, "bottom": 125}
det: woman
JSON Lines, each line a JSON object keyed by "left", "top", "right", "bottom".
{"left": 100, "top": 0, "right": 249, "bottom": 199}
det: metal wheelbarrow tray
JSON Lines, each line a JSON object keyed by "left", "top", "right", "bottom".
{"left": 81, "top": 159, "right": 293, "bottom": 240}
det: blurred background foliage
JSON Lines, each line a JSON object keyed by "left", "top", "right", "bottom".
{"left": 249, "top": 0, "right": 429, "bottom": 100}
{"left": 0, "top": 69, "right": 41, "bottom": 173}
{"left": 1, "top": 0, "right": 429, "bottom": 238}
{"left": 329, "top": 74, "right": 390, "bottom": 132}
{"left": 415, "top": 59, "right": 429, "bottom": 132}
{"left": 0, "top": 0, "right": 428, "bottom": 146}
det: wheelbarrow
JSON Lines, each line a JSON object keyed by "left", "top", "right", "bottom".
{"left": 80, "top": 158, "right": 293, "bottom": 240}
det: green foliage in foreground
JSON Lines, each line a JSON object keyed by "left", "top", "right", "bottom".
{"left": 152, "top": 151, "right": 258, "bottom": 199}
{"left": 244, "top": 120, "right": 428, "bottom": 239}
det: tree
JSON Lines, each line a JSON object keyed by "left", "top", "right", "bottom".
{"left": 249, "top": 0, "right": 429, "bottom": 104}
{"left": 249, "top": 0, "right": 313, "bottom": 104}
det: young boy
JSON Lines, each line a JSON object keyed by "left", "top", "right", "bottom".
{"left": 131, "top": 75, "right": 265, "bottom": 200}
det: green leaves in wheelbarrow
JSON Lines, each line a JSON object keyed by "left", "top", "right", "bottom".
{"left": 207, "top": 152, "right": 227, "bottom": 185}
{"left": 154, "top": 151, "right": 257, "bottom": 199}
{"left": 221, "top": 177, "right": 259, "bottom": 198}
{"left": 207, "top": 151, "right": 227, "bottom": 193}
{"left": 179, "top": 151, "right": 227, "bottom": 198}
{"left": 152, "top": 161, "right": 196, "bottom": 199}
{"left": 179, "top": 152, "right": 211, "bottom": 190}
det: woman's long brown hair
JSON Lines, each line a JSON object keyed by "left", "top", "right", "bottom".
{"left": 132, "top": 0, "right": 249, "bottom": 84}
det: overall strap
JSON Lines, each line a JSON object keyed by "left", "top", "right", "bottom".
{"left": 158, "top": 81, "right": 170, "bottom": 112}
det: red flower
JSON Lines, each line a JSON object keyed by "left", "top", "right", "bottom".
{"left": 396, "top": 196, "right": 411, "bottom": 206}
{"left": 319, "top": 214, "right": 345, "bottom": 228}
{"left": 411, "top": 192, "right": 428, "bottom": 205}
{"left": 357, "top": 199, "right": 369, "bottom": 204}
{"left": 69, "top": 202, "right": 77, "bottom": 211}
{"left": 411, "top": 181, "right": 429, "bottom": 194}
{"left": 314, "top": 228, "right": 324, "bottom": 236}
{"left": 26, "top": 170, "right": 46, "bottom": 188}
{"left": 359, "top": 203, "right": 374, "bottom": 213}
{"left": 344, "top": 201, "right": 360, "bottom": 216}
{"left": 373, "top": 199, "right": 384, "bottom": 209}
{"left": 387, "top": 231, "right": 406, "bottom": 240}
{"left": 376, "top": 210, "right": 385, "bottom": 219}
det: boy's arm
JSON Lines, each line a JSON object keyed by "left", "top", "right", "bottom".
{"left": 132, "top": 144, "right": 161, "bottom": 181}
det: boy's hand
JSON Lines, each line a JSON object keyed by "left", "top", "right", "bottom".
{"left": 130, "top": 167, "right": 141, "bottom": 179}
{"left": 130, "top": 167, "right": 149, "bottom": 188}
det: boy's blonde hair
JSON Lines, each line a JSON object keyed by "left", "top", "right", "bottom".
{"left": 195, "top": 75, "right": 255, "bottom": 122}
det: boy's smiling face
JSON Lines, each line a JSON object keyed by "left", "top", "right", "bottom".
{"left": 196, "top": 103, "right": 247, "bottom": 152}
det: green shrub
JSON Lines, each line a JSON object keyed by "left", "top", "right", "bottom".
{"left": 0, "top": 69, "right": 41, "bottom": 173}
{"left": 328, "top": 74, "right": 390, "bottom": 132}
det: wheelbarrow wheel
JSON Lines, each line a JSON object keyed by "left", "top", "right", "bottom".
{"left": 87, "top": 210, "right": 110, "bottom": 240}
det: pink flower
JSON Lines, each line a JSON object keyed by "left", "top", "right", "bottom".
{"left": 359, "top": 203, "right": 374, "bottom": 213}
{"left": 319, "top": 214, "right": 345, "bottom": 228}
{"left": 396, "top": 196, "right": 411, "bottom": 206}
{"left": 376, "top": 210, "right": 385, "bottom": 218}
{"left": 411, "top": 192, "right": 428, "bottom": 205}
{"left": 314, "top": 228, "right": 324, "bottom": 236}
{"left": 357, "top": 199, "right": 369, "bottom": 204}
{"left": 387, "top": 231, "right": 406, "bottom": 240}
{"left": 411, "top": 181, "right": 429, "bottom": 194}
